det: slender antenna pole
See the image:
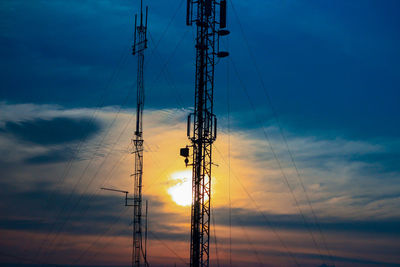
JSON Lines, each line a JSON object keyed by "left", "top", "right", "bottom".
{"left": 132, "top": 1, "right": 148, "bottom": 266}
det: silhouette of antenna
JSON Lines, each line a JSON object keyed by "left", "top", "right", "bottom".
{"left": 180, "top": 1, "right": 229, "bottom": 266}
{"left": 131, "top": 0, "right": 149, "bottom": 266}
{"left": 101, "top": 1, "right": 150, "bottom": 266}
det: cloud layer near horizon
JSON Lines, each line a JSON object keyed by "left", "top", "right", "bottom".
{"left": 0, "top": 103, "right": 399, "bottom": 267}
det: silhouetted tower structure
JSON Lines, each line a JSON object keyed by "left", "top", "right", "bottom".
{"left": 181, "top": 1, "right": 229, "bottom": 267}
{"left": 132, "top": 1, "right": 148, "bottom": 266}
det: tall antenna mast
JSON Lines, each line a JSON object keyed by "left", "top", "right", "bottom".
{"left": 181, "top": 1, "right": 229, "bottom": 266}
{"left": 132, "top": 0, "right": 148, "bottom": 266}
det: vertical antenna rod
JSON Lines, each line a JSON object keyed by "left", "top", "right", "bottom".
{"left": 181, "top": 1, "right": 229, "bottom": 267}
{"left": 132, "top": 0, "right": 148, "bottom": 266}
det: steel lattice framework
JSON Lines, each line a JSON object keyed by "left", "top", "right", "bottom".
{"left": 132, "top": 1, "right": 148, "bottom": 266}
{"left": 183, "top": 1, "right": 229, "bottom": 266}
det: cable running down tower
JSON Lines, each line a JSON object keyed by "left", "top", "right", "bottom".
{"left": 181, "top": 1, "right": 229, "bottom": 266}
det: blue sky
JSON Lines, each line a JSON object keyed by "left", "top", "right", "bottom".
{"left": 0, "top": 0, "right": 400, "bottom": 266}
{"left": 1, "top": 0, "right": 399, "bottom": 138}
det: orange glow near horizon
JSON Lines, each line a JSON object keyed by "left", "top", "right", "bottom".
{"left": 1, "top": 108, "right": 390, "bottom": 267}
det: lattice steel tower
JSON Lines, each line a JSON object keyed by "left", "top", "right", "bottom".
{"left": 181, "top": 1, "right": 229, "bottom": 266}
{"left": 132, "top": 1, "right": 148, "bottom": 266}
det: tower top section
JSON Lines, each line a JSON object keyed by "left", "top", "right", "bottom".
{"left": 132, "top": 0, "right": 148, "bottom": 55}
{"left": 186, "top": 0, "right": 230, "bottom": 59}
{"left": 186, "top": 0, "right": 228, "bottom": 29}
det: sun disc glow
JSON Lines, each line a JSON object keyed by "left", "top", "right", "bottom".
{"left": 168, "top": 170, "right": 192, "bottom": 206}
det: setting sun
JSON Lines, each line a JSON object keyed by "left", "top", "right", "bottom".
{"left": 168, "top": 170, "right": 192, "bottom": 206}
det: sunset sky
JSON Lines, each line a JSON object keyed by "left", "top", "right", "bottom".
{"left": 1, "top": 0, "right": 400, "bottom": 266}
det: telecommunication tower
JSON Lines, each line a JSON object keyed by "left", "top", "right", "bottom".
{"left": 180, "top": 1, "right": 229, "bottom": 266}
{"left": 132, "top": 0, "right": 148, "bottom": 266}
{"left": 100, "top": 2, "right": 149, "bottom": 267}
